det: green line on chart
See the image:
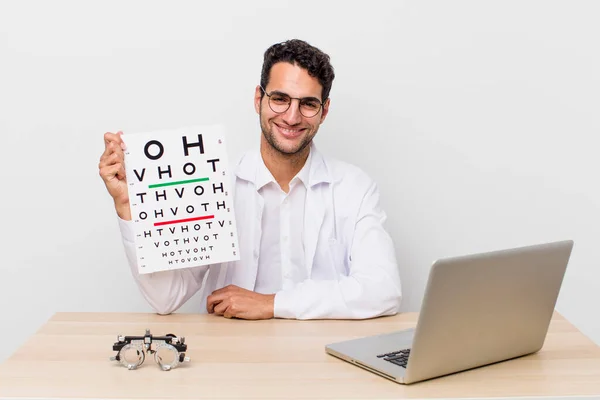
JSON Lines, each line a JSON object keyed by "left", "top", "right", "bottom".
{"left": 149, "top": 177, "right": 209, "bottom": 189}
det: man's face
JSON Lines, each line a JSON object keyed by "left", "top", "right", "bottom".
{"left": 254, "top": 62, "right": 330, "bottom": 156}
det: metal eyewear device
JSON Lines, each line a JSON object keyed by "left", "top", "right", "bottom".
{"left": 110, "top": 329, "right": 190, "bottom": 371}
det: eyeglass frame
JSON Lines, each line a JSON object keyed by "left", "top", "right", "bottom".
{"left": 259, "top": 85, "right": 326, "bottom": 118}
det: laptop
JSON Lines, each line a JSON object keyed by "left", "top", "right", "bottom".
{"left": 325, "top": 240, "right": 574, "bottom": 384}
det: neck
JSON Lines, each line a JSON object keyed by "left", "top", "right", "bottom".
{"left": 260, "top": 137, "right": 310, "bottom": 193}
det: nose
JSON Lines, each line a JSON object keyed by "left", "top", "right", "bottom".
{"left": 282, "top": 98, "right": 303, "bottom": 125}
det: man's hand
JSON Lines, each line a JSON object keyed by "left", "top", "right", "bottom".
{"left": 98, "top": 131, "right": 131, "bottom": 220}
{"left": 207, "top": 285, "right": 275, "bottom": 320}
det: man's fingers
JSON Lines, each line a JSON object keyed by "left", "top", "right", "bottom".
{"left": 116, "top": 162, "right": 126, "bottom": 180}
{"left": 223, "top": 308, "right": 234, "bottom": 319}
{"left": 104, "top": 132, "right": 119, "bottom": 147}
{"left": 210, "top": 288, "right": 227, "bottom": 297}
{"left": 207, "top": 285, "right": 241, "bottom": 312}
{"left": 207, "top": 286, "right": 250, "bottom": 316}
{"left": 218, "top": 304, "right": 237, "bottom": 319}
{"left": 213, "top": 300, "right": 229, "bottom": 316}
{"left": 99, "top": 163, "right": 121, "bottom": 179}
{"left": 104, "top": 131, "right": 126, "bottom": 150}
{"left": 100, "top": 141, "right": 113, "bottom": 161}
{"left": 106, "top": 141, "right": 124, "bottom": 159}
{"left": 206, "top": 298, "right": 217, "bottom": 313}
{"left": 109, "top": 141, "right": 125, "bottom": 160}
{"left": 104, "top": 131, "right": 123, "bottom": 143}
{"left": 99, "top": 151, "right": 123, "bottom": 169}
{"left": 210, "top": 285, "right": 240, "bottom": 296}
{"left": 207, "top": 292, "right": 226, "bottom": 313}
{"left": 99, "top": 163, "right": 123, "bottom": 182}
{"left": 99, "top": 143, "right": 117, "bottom": 168}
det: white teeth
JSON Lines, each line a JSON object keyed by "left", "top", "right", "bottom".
{"left": 280, "top": 127, "right": 300, "bottom": 134}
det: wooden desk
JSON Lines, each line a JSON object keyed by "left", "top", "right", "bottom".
{"left": 0, "top": 312, "right": 599, "bottom": 399}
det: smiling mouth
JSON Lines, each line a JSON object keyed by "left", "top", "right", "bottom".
{"left": 275, "top": 123, "right": 305, "bottom": 138}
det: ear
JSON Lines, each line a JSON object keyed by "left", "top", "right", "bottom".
{"left": 320, "top": 98, "right": 331, "bottom": 123}
{"left": 254, "top": 85, "right": 263, "bottom": 114}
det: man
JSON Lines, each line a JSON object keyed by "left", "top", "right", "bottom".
{"left": 99, "top": 39, "right": 402, "bottom": 320}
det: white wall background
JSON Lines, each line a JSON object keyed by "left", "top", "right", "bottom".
{"left": 1, "top": 0, "right": 598, "bottom": 363}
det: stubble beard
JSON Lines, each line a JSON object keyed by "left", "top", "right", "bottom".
{"left": 260, "top": 108, "right": 317, "bottom": 157}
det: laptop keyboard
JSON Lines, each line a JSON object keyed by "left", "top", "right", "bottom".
{"left": 377, "top": 349, "right": 411, "bottom": 368}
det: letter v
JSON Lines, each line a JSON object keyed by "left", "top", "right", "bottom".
{"left": 134, "top": 169, "right": 146, "bottom": 182}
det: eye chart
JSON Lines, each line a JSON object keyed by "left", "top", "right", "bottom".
{"left": 123, "top": 125, "right": 240, "bottom": 274}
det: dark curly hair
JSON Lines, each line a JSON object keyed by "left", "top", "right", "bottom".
{"left": 260, "top": 39, "right": 335, "bottom": 101}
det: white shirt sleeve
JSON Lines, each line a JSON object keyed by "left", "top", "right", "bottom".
{"left": 118, "top": 217, "right": 209, "bottom": 314}
{"left": 273, "top": 181, "right": 402, "bottom": 319}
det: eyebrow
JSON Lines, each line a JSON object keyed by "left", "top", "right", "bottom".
{"left": 270, "top": 90, "right": 322, "bottom": 103}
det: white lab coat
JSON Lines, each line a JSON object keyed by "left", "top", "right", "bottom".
{"left": 119, "top": 143, "right": 402, "bottom": 319}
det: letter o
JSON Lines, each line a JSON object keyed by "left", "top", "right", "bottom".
{"left": 144, "top": 140, "right": 164, "bottom": 160}
{"left": 183, "top": 162, "right": 196, "bottom": 175}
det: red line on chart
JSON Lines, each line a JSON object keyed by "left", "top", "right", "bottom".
{"left": 153, "top": 215, "right": 215, "bottom": 227}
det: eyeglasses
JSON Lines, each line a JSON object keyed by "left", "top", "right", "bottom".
{"left": 109, "top": 329, "right": 190, "bottom": 371}
{"left": 260, "top": 86, "right": 324, "bottom": 118}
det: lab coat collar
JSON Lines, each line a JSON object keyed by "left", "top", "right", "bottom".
{"left": 234, "top": 142, "right": 331, "bottom": 189}
{"left": 254, "top": 147, "right": 313, "bottom": 191}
